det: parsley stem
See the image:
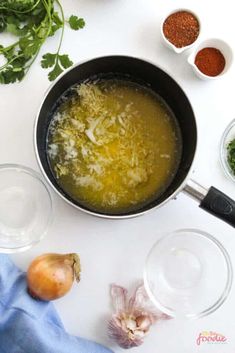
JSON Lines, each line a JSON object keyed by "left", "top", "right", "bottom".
{"left": 41, "top": 0, "right": 53, "bottom": 38}
{"left": 23, "top": 0, "right": 52, "bottom": 75}
{"left": 0, "top": 42, "right": 18, "bottom": 53}
{"left": 24, "top": 48, "right": 41, "bottom": 73}
{"left": 55, "top": 0, "right": 65, "bottom": 58}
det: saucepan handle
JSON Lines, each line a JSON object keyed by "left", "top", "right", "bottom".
{"left": 184, "top": 179, "right": 235, "bottom": 228}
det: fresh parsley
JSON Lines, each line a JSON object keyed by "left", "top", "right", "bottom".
{"left": 0, "top": 0, "right": 85, "bottom": 83}
{"left": 227, "top": 139, "right": 235, "bottom": 176}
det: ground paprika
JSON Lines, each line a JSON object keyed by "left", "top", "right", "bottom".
{"left": 195, "top": 47, "right": 225, "bottom": 76}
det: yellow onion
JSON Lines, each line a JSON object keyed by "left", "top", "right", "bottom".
{"left": 27, "top": 253, "right": 81, "bottom": 301}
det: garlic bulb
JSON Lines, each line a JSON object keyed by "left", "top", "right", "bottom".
{"left": 108, "top": 283, "right": 170, "bottom": 349}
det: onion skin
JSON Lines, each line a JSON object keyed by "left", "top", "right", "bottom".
{"left": 27, "top": 253, "right": 81, "bottom": 301}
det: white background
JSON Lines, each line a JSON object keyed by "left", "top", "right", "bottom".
{"left": 1, "top": 0, "right": 235, "bottom": 352}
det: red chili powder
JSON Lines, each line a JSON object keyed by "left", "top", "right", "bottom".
{"left": 195, "top": 47, "right": 226, "bottom": 77}
{"left": 163, "top": 11, "right": 200, "bottom": 48}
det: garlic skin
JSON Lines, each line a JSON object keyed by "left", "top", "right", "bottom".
{"left": 108, "top": 283, "right": 170, "bottom": 349}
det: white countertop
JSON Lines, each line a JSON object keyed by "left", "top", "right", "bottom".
{"left": 1, "top": 0, "right": 235, "bottom": 352}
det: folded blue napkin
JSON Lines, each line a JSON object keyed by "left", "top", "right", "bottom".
{"left": 0, "top": 254, "right": 113, "bottom": 353}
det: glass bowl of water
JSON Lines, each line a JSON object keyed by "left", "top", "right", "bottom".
{"left": 144, "top": 229, "right": 232, "bottom": 319}
{"left": 0, "top": 164, "right": 52, "bottom": 253}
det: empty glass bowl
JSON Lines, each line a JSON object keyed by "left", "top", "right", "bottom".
{"left": 144, "top": 229, "right": 232, "bottom": 319}
{"left": 220, "top": 119, "right": 235, "bottom": 182}
{"left": 0, "top": 164, "right": 53, "bottom": 253}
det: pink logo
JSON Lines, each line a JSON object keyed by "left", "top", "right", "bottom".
{"left": 196, "top": 331, "right": 227, "bottom": 345}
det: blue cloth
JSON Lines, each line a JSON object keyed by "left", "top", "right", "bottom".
{"left": 0, "top": 255, "right": 113, "bottom": 353}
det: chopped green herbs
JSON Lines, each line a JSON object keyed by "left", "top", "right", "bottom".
{"left": 0, "top": 0, "right": 85, "bottom": 83}
{"left": 227, "top": 139, "right": 235, "bottom": 175}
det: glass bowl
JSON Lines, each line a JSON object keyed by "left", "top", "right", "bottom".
{"left": 220, "top": 119, "right": 235, "bottom": 182}
{"left": 144, "top": 229, "right": 232, "bottom": 319}
{"left": 0, "top": 164, "right": 53, "bottom": 253}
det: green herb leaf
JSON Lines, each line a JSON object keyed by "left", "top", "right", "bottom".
{"left": 0, "top": 67, "right": 25, "bottom": 84}
{"left": 48, "top": 62, "right": 63, "bottom": 81}
{"left": 19, "top": 36, "right": 41, "bottom": 57}
{"left": 0, "top": 72, "right": 5, "bottom": 84}
{"left": 68, "top": 16, "right": 85, "bottom": 30}
{"left": 4, "top": 15, "right": 27, "bottom": 36}
{"left": 0, "top": 14, "right": 6, "bottom": 33}
{"left": 6, "top": 23, "right": 27, "bottom": 36}
{"left": 38, "top": 27, "right": 48, "bottom": 39}
{"left": 41, "top": 53, "right": 56, "bottom": 68}
{"left": 42, "top": 53, "right": 73, "bottom": 81}
{"left": 59, "top": 54, "right": 73, "bottom": 69}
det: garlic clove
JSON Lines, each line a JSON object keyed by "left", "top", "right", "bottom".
{"left": 125, "top": 318, "right": 137, "bottom": 331}
{"left": 133, "top": 329, "right": 145, "bottom": 339}
{"left": 136, "top": 315, "right": 152, "bottom": 332}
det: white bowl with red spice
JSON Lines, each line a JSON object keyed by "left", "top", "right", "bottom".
{"left": 161, "top": 9, "right": 201, "bottom": 53}
{"left": 188, "top": 38, "right": 233, "bottom": 80}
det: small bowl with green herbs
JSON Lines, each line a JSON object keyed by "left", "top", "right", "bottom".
{"left": 220, "top": 119, "right": 235, "bottom": 182}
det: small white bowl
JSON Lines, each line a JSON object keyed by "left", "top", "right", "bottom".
{"left": 188, "top": 38, "right": 233, "bottom": 80}
{"left": 220, "top": 119, "right": 235, "bottom": 183}
{"left": 161, "top": 8, "right": 201, "bottom": 54}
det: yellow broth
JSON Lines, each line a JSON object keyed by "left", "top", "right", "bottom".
{"left": 47, "top": 80, "right": 182, "bottom": 213}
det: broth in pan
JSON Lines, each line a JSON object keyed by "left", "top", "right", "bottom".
{"left": 47, "top": 79, "right": 182, "bottom": 213}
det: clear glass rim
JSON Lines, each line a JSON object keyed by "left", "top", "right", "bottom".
{"left": 220, "top": 118, "right": 235, "bottom": 183}
{"left": 0, "top": 163, "right": 53, "bottom": 253}
{"left": 144, "top": 228, "right": 233, "bottom": 319}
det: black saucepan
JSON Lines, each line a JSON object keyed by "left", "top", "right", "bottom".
{"left": 34, "top": 56, "right": 235, "bottom": 227}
